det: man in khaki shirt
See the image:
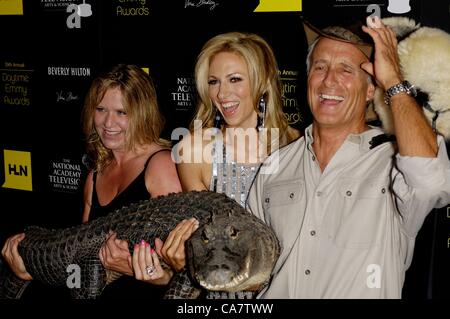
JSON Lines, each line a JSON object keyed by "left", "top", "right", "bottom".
{"left": 246, "top": 16, "right": 450, "bottom": 298}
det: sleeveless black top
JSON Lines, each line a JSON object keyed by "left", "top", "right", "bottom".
{"left": 89, "top": 149, "right": 170, "bottom": 220}
{"left": 89, "top": 149, "right": 170, "bottom": 299}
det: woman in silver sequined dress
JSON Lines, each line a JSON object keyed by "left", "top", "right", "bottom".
{"left": 161, "top": 32, "right": 300, "bottom": 288}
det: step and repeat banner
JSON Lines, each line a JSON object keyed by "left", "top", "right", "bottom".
{"left": 0, "top": 0, "right": 449, "bottom": 299}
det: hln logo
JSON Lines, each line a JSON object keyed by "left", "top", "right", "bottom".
{"left": 0, "top": 0, "right": 23, "bottom": 15}
{"left": 2, "top": 149, "right": 32, "bottom": 191}
{"left": 8, "top": 163, "right": 27, "bottom": 176}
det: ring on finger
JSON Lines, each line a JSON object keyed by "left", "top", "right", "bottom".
{"left": 145, "top": 265, "right": 156, "bottom": 276}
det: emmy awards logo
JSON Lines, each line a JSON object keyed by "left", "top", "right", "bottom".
{"left": 66, "top": 0, "right": 92, "bottom": 29}
{"left": 77, "top": 0, "right": 92, "bottom": 17}
{"left": 387, "top": 0, "right": 411, "bottom": 14}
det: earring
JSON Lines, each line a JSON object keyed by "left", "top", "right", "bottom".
{"left": 257, "top": 94, "right": 267, "bottom": 131}
{"left": 214, "top": 109, "right": 222, "bottom": 129}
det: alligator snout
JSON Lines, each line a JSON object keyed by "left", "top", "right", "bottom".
{"left": 204, "top": 266, "right": 233, "bottom": 285}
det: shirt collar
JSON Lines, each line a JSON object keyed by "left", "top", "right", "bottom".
{"left": 305, "top": 124, "right": 385, "bottom": 152}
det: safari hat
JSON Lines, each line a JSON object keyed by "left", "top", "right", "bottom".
{"left": 302, "top": 17, "right": 374, "bottom": 59}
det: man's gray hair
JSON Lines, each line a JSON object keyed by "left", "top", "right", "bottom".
{"left": 305, "top": 36, "right": 374, "bottom": 85}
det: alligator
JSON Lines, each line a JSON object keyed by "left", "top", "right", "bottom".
{"left": 0, "top": 191, "right": 280, "bottom": 299}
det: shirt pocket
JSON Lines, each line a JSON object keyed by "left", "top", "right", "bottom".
{"left": 332, "top": 177, "right": 389, "bottom": 249}
{"left": 263, "top": 180, "right": 305, "bottom": 249}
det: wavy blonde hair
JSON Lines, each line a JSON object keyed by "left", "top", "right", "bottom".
{"left": 192, "top": 32, "right": 297, "bottom": 148}
{"left": 82, "top": 64, "right": 170, "bottom": 172}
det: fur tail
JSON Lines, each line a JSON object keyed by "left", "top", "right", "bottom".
{"left": 382, "top": 17, "right": 420, "bottom": 39}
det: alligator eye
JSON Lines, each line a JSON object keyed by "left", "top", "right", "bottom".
{"left": 201, "top": 230, "right": 209, "bottom": 243}
{"left": 227, "top": 226, "right": 239, "bottom": 239}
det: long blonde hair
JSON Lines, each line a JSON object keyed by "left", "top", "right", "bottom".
{"left": 192, "top": 32, "right": 297, "bottom": 148}
{"left": 82, "top": 64, "right": 170, "bottom": 172}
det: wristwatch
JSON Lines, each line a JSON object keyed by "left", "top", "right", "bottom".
{"left": 384, "top": 80, "right": 417, "bottom": 105}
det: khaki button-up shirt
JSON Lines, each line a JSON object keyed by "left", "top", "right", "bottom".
{"left": 247, "top": 125, "right": 450, "bottom": 298}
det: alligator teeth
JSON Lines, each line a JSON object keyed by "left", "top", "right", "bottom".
{"left": 198, "top": 269, "right": 251, "bottom": 291}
